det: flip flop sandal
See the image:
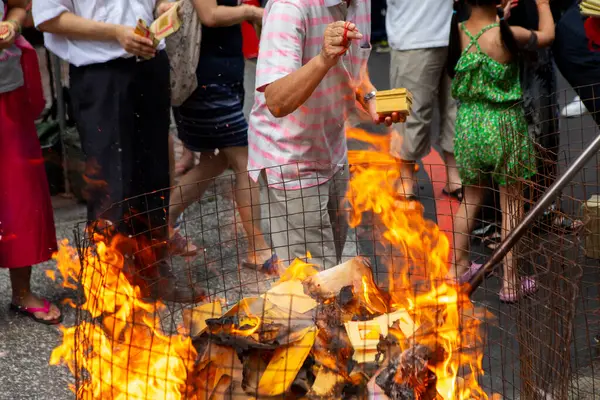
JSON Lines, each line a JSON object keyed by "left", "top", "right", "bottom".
{"left": 242, "top": 254, "right": 280, "bottom": 275}
{"left": 551, "top": 215, "right": 584, "bottom": 232}
{"left": 458, "top": 259, "right": 488, "bottom": 285}
{"left": 169, "top": 229, "right": 200, "bottom": 257}
{"left": 10, "top": 299, "right": 63, "bottom": 326}
{"left": 442, "top": 187, "right": 463, "bottom": 201}
{"left": 499, "top": 276, "right": 538, "bottom": 304}
{"left": 472, "top": 222, "right": 498, "bottom": 237}
{"left": 482, "top": 231, "right": 501, "bottom": 250}
{"left": 392, "top": 192, "right": 418, "bottom": 202}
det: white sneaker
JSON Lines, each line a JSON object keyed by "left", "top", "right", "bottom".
{"left": 561, "top": 96, "right": 588, "bottom": 118}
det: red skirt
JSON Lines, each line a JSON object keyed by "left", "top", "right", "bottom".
{"left": 0, "top": 85, "right": 57, "bottom": 269}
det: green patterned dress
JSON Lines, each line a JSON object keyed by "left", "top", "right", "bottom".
{"left": 452, "top": 22, "right": 536, "bottom": 186}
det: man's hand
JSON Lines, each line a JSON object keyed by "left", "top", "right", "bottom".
{"left": 364, "top": 97, "right": 406, "bottom": 127}
{"left": 156, "top": 1, "right": 176, "bottom": 17}
{"left": 503, "top": 0, "right": 519, "bottom": 20}
{"left": 320, "top": 21, "right": 363, "bottom": 69}
{"left": 116, "top": 25, "right": 156, "bottom": 58}
{"left": 0, "top": 21, "right": 18, "bottom": 51}
{"left": 245, "top": 5, "right": 264, "bottom": 25}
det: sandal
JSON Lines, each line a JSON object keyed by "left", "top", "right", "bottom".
{"left": 499, "top": 276, "right": 538, "bottom": 303}
{"left": 458, "top": 260, "right": 488, "bottom": 285}
{"left": 442, "top": 187, "right": 463, "bottom": 202}
{"left": 551, "top": 215, "right": 584, "bottom": 232}
{"left": 242, "top": 254, "right": 280, "bottom": 275}
{"left": 169, "top": 229, "right": 200, "bottom": 257}
{"left": 10, "top": 299, "right": 63, "bottom": 326}
{"left": 482, "top": 231, "right": 501, "bottom": 250}
{"left": 393, "top": 193, "right": 418, "bottom": 202}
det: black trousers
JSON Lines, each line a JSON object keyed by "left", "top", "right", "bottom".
{"left": 554, "top": 5, "right": 600, "bottom": 127}
{"left": 371, "top": 0, "right": 387, "bottom": 43}
{"left": 69, "top": 52, "right": 171, "bottom": 243}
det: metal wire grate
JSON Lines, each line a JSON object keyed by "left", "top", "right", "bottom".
{"left": 53, "top": 84, "right": 600, "bottom": 400}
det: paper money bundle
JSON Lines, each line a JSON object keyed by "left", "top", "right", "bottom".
{"left": 581, "top": 0, "right": 600, "bottom": 16}
{"left": 134, "top": 1, "right": 182, "bottom": 52}
{"left": 0, "top": 22, "right": 12, "bottom": 40}
{"left": 134, "top": 19, "right": 160, "bottom": 49}
{"left": 151, "top": 2, "right": 182, "bottom": 40}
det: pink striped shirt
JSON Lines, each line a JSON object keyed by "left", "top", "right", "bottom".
{"left": 247, "top": 0, "right": 372, "bottom": 190}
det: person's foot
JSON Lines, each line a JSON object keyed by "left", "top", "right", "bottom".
{"left": 242, "top": 253, "right": 281, "bottom": 275}
{"left": 458, "top": 260, "right": 486, "bottom": 285}
{"left": 169, "top": 228, "right": 199, "bottom": 257}
{"left": 561, "top": 96, "right": 588, "bottom": 118}
{"left": 394, "top": 180, "right": 415, "bottom": 199}
{"left": 151, "top": 278, "right": 206, "bottom": 304}
{"left": 11, "top": 293, "right": 62, "bottom": 324}
{"left": 551, "top": 214, "right": 584, "bottom": 232}
{"left": 442, "top": 185, "right": 463, "bottom": 201}
{"left": 245, "top": 249, "right": 274, "bottom": 266}
{"left": 499, "top": 276, "right": 538, "bottom": 303}
{"left": 448, "top": 259, "right": 471, "bottom": 284}
{"left": 138, "top": 261, "right": 206, "bottom": 304}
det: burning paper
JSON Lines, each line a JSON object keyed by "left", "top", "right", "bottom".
{"left": 262, "top": 279, "right": 318, "bottom": 315}
{"left": 257, "top": 326, "right": 317, "bottom": 396}
{"left": 181, "top": 301, "right": 223, "bottom": 337}
{"left": 344, "top": 309, "right": 417, "bottom": 353}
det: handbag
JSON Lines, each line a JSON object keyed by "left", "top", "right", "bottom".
{"left": 166, "top": 0, "right": 202, "bottom": 106}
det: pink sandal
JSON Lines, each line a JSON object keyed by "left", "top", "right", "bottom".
{"left": 10, "top": 299, "right": 63, "bottom": 326}
{"left": 458, "top": 260, "right": 487, "bottom": 285}
{"left": 499, "top": 276, "right": 538, "bottom": 303}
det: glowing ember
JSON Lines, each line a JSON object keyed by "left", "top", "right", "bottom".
{"left": 49, "top": 238, "right": 196, "bottom": 399}
{"left": 346, "top": 127, "right": 490, "bottom": 400}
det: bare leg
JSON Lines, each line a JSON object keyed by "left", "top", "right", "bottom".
{"left": 443, "top": 151, "right": 462, "bottom": 193}
{"left": 174, "top": 145, "right": 195, "bottom": 177}
{"left": 168, "top": 134, "right": 175, "bottom": 187}
{"left": 169, "top": 152, "right": 228, "bottom": 225}
{"left": 499, "top": 183, "right": 523, "bottom": 298}
{"left": 10, "top": 267, "right": 61, "bottom": 321}
{"left": 451, "top": 185, "right": 486, "bottom": 280}
{"left": 222, "top": 147, "right": 272, "bottom": 264}
{"left": 397, "top": 159, "right": 416, "bottom": 198}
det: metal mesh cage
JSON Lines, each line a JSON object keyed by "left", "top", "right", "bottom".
{"left": 48, "top": 84, "right": 600, "bottom": 400}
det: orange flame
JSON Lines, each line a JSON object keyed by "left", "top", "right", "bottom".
{"left": 276, "top": 256, "right": 319, "bottom": 284}
{"left": 229, "top": 298, "right": 261, "bottom": 337}
{"left": 346, "top": 127, "right": 490, "bottom": 400}
{"left": 49, "top": 238, "right": 196, "bottom": 399}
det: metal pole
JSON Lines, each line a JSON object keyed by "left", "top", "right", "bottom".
{"left": 467, "top": 133, "right": 600, "bottom": 295}
{"left": 50, "top": 53, "right": 71, "bottom": 196}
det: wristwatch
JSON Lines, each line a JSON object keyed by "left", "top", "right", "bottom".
{"left": 363, "top": 90, "right": 377, "bottom": 103}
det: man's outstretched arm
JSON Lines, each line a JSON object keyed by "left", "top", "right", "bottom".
{"left": 257, "top": 1, "right": 362, "bottom": 118}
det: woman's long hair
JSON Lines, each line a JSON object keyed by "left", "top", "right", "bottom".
{"left": 447, "top": 0, "right": 521, "bottom": 78}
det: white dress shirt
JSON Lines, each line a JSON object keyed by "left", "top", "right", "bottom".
{"left": 385, "top": 0, "right": 453, "bottom": 51}
{"left": 33, "top": 0, "right": 165, "bottom": 66}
